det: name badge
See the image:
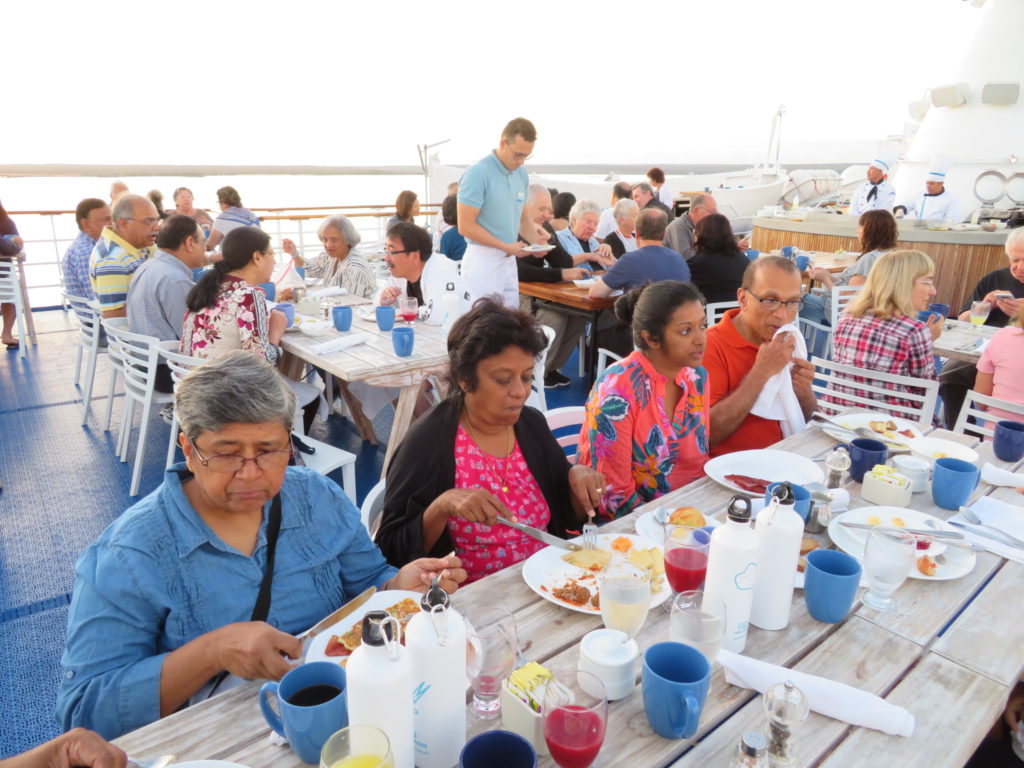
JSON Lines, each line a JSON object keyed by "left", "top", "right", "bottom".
{"left": 516, "top": 192, "right": 525, "bottom": 202}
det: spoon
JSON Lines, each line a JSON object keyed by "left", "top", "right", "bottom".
{"left": 958, "top": 507, "right": 1024, "bottom": 548}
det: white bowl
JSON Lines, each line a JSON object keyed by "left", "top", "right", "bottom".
{"left": 297, "top": 319, "right": 333, "bottom": 337}
{"left": 905, "top": 436, "right": 979, "bottom": 467}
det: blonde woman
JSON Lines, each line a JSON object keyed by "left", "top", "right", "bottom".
{"left": 825, "top": 249, "right": 942, "bottom": 415}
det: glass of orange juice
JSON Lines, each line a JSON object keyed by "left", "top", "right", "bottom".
{"left": 320, "top": 725, "right": 393, "bottom": 768}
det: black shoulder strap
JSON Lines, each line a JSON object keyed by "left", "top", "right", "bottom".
{"left": 250, "top": 492, "right": 282, "bottom": 622}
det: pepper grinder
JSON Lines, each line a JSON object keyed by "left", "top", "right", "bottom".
{"left": 763, "top": 680, "right": 809, "bottom": 767}
{"left": 806, "top": 446, "right": 852, "bottom": 534}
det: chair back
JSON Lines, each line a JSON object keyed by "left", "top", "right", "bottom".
{"left": 64, "top": 294, "right": 104, "bottom": 349}
{"left": 952, "top": 389, "right": 1024, "bottom": 439}
{"left": 830, "top": 285, "right": 863, "bottom": 327}
{"left": 360, "top": 479, "right": 387, "bottom": 537}
{"left": 545, "top": 405, "right": 586, "bottom": 460}
{"left": 705, "top": 301, "right": 739, "bottom": 326}
{"left": 596, "top": 347, "right": 624, "bottom": 378}
{"left": 0, "top": 261, "right": 19, "bottom": 304}
{"left": 810, "top": 355, "right": 939, "bottom": 427}
{"left": 526, "top": 325, "right": 557, "bottom": 411}
{"left": 102, "top": 320, "right": 162, "bottom": 406}
{"left": 158, "top": 340, "right": 204, "bottom": 387}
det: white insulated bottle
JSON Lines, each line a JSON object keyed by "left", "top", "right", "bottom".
{"left": 440, "top": 282, "right": 460, "bottom": 337}
{"left": 704, "top": 496, "right": 759, "bottom": 653}
{"left": 750, "top": 483, "right": 804, "bottom": 631}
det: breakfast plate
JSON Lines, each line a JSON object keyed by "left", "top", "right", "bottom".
{"left": 521, "top": 532, "right": 668, "bottom": 614}
{"left": 830, "top": 506, "right": 949, "bottom": 557}
{"left": 305, "top": 590, "right": 423, "bottom": 664}
{"left": 703, "top": 450, "right": 824, "bottom": 496}
{"left": 521, "top": 244, "right": 555, "bottom": 253}
{"left": 634, "top": 508, "right": 720, "bottom": 544}
{"left": 818, "top": 412, "right": 924, "bottom": 444}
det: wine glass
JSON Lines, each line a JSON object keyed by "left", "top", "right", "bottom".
{"left": 861, "top": 529, "right": 916, "bottom": 612}
{"left": 663, "top": 525, "right": 710, "bottom": 608}
{"left": 398, "top": 296, "right": 419, "bottom": 324}
{"left": 669, "top": 590, "right": 726, "bottom": 664}
{"left": 599, "top": 561, "right": 651, "bottom": 638}
{"left": 969, "top": 301, "right": 991, "bottom": 331}
{"left": 320, "top": 724, "right": 394, "bottom": 768}
{"left": 465, "top": 608, "right": 517, "bottom": 719}
{"left": 543, "top": 670, "right": 607, "bottom": 768}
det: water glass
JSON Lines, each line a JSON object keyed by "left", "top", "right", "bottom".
{"left": 669, "top": 590, "right": 726, "bottom": 664}
{"left": 543, "top": 670, "right": 607, "bottom": 768}
{"left": 320, "top": 724, "right": 394, "bottom": 768}
{"left": 970, "top": 301, "right": 991, "bottom": 330}
{"left": 861, "top": 529, "right": 916, "bottom": 612}
{"left": 465, "top": 608, "right": 517, "bottom": 719}
{"left": 599, "top": 562, "right": 651, "bottom": 638}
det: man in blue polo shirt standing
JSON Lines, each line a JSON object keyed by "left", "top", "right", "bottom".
{"left": 457, "top": 117, "right": 536, "bottom": 307}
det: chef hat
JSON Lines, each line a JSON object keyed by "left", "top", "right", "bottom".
{"left": 870, "top": 147, "right": 899, "bottom": 174}
{"left": 927, "top": 155, "right": 952, "bottom": 183}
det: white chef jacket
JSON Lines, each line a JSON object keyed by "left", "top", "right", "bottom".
{"left": 904, "top": 190, "right": 965, "bottom": 224}
{"left": 850, "top": 178, "right": 896, "bottom": 215}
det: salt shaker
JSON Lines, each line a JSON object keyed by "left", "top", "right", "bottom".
{"left": 825, "top": 445, "right": 851, "bottom": 488}
{"left": 763, "top": 680, "right": 809, "bottom": 766}
{"left": 730, "top": 731, "right": 768, "bottom": 767}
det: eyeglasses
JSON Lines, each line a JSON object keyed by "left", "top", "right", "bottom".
{"left": 512, "top": 152, "right": 533, "bottom": 162}
{"left": 384, "top": 248, "right": 409, "bottom": 256}
{"left": 188, "top": 437, "right": 292, "bottom": 473}
{"left": 129, "top": 217, "right": 161, "bottom": 226}
{"left": 746, "top": 290, "right": 804, "bottom": 312}
{"left": 916, "top": 277, "right": 935, "bottom": 286}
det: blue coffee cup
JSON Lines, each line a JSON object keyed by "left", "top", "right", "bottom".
{"left": 642, "top": 641, "right": 710, "bottom": 740}
{"left": 993, "top": 420, "right": 1024, "bottom": 462}
{"left": 781, "top": 245, "right": 795, "bottom": 259}
{"left": 391, "top": 326, "right": 414, "bottom": 357}
{"left": 931, "top": 457, "right": 980, "bottom": 511}
{"left": 804, "top": 549, "right": 862, "bottom": 623}
{"left": 764, "top": 482, "right": 812, "bottom": 522}
{"left": 916, "top": 309, "right": 943, "bottom": 324}
{"left": 795, "top": 254, "right": 811, "bottom": 271}
{"left": 276, "top": 302, "right": 295, "bottom": 328}
{"left": 841, "top": 438, "right": 888, "bottom": 484}
{"left": 294, "top": 265, "right": 306, "bottom": 279}
{"left": 460, "top": 730, "right": 537, "bottom": 768}
{"left": 258, "top": 282, "right": 276, "bottom": 301}
{"left": 332, "top": 305, "right": 353, "bottom": 332}
{"left": 375, "top": 305, "right": 396, "bottom": 331}
{"left": 259, "top": 661, "right": 348, "bottom": 764}
{"left": 929, "top": 303, "right": 951, "bottom": 317}
{"left": 191, "top": 267, "right": 207, "bottom": 282}
{"left": 746, "top": 249, "right": 760, "bottom": 262}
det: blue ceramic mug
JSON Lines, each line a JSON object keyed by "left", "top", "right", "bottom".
{"left": 460, "top": 730, "right": 537, "bottom": 768}
{"left": 275, "top": 302, "right": 295, "bottom": 328}
{"left": 259, "top": 661, "right": 348, "bottom": 764}
{"left": 916, "top": 309, "right": 943, "bottom": 324}
{"left": 929, "top": 303, "right": 951, "bottom": 317}
{"left": 795, "top": 254, "right": 811, "bottom": 271}
{"left": 764, "top": 482, "right": 812, "bottom": 522}
{"left": 781, "top": 245, "right": 795, "bottom": 259}
{"left": 332, "top": 305, "right": 353, "bottom": 332}
{"left": 746, "top": 249, "right": 760, "bottom": 262}
{"left": 391, "top": 326, "right": 414, "bottom": 357}
{"left": 804, "top": 549, "right": 862, "bottom": 623}
{"left": 931, "top": 457, "right": 980, "bottom": 511}
{"left": 842, "top": 438, "right": 888, "bottom": 484}
{"left": 993, "top": 420, "right": 1024, "bottom": 462}
{"left": 642, "top": 641, "right": 710, "bottom": 740}
{"left": 258, "top": 282, "right": 277, "bottom": 301}
{"left": 375, "top": 305, "right": 396, "bottom": 332}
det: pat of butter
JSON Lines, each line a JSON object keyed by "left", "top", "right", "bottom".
{"left": 867, "top": 465, "right": 909, "bottom": 487}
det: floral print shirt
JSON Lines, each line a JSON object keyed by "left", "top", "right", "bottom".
{"left": 179, "top": 275, "right": 278, "bottom": 363}
{"left": 578, "top": 351, "right": 709, "bottom": 519}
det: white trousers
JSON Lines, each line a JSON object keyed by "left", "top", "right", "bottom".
{"left": 462, "top": 242, "right": 519, "bottom": 308}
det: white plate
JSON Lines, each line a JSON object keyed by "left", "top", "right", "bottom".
{"left": 304, "top": 590, "right": 422, "bottom": 664}
{"left": 522, "top": 244, "right": 555, "bottom": 253}
{"left": 906, "top": 436, "right": 980, "bottom": 467}
{"left": 355, "top": 307, "right": 378, "bottom": 322}
{"left": 634, "top": 509, "right": 720, "bottom": 544}
{"left": 831, "top": 506, "right": 949, "bottom": 557}
{"left": 521, "top": 533, "right": 669, "bottom": 614}
{"left": 573, "top": 277, "right": 597, "bottom": 288}
{"left": 828, "top": 509, "right": 976, "bottom": 581}
{"left": 703, "top": 450, "right": 824, "bottom": 496}
{"left": 819, "top": 412, "right": 924, "bottom": 444}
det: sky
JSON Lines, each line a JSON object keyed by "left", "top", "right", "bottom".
{"left": 4, "top": 0, "right": 983, "bottom": 167}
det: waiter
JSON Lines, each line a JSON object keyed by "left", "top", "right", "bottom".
{"left": 897, "top": 155, "right": 965, "bottom": 223}
{"left": 849, "top": 148, "right": 897, "bottom": 215}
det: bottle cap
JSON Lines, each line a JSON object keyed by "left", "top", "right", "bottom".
{"left": 740, "top": 731, "right": 767, "bottom": 756}
{"left": 727, "top": 495, "right": 752, "bottom": 523}
{"left": 446, "top": 281, "right": 455, "bottom": 291}
{"left": 360, "top": 610, "right": 397, "bottom": 647}
{"left": 771, "top": 482, "right": 795, "bottom": 505}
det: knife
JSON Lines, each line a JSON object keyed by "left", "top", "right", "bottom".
{"left": 839, "top": 521, "right": 964, "bottom": 539}
{"left": 298, "top": 586, "right": 376, "bottom": 662}
{"left": 495, "top": 516, "right": 582, "bottom": 551}
{"left": 947, "top": 520, "right": 1024, "bottom": 550}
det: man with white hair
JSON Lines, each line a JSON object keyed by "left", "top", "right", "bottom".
{"left": 554, "top": 200, "right": 617, "bottom": 271}
{"left": 849, "top": 149, "right": 897, "bottom": 215}
{"left": 664, "top": 193, "right": 718, "bottom": 261}
{"left": 89, "top": 194, "right": 160, "bottom": 318}
{"left": 603, "top": 199, "right": 639, "bottom": 259}
{"left": 109, "top": 180, "right": 129, "bottom": 203}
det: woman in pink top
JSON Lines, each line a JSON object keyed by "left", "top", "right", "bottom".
{"left": 975, "top": 317, "right": 1024, "bottom": 424}
{"left": 577, "top": 281, "right": 710, "bottom": 519}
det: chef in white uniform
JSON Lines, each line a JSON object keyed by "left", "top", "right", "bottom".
{"left": 898, "top": 156, "right": 966, "bottom": 223}
{"left": 849, "top": 149, "right": 898, "bottom": 215}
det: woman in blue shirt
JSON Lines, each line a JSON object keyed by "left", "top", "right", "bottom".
{"left": 57, "top": 352, "right": 464, "bottom": 739}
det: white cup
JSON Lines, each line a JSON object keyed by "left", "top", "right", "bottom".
{"left": 578, "top": 629, "right": 639, "bottom": 701}
{"left": 893, "top": 455, "right": 930, "bottom": 493}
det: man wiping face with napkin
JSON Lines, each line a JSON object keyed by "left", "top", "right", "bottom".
{"left": 704, "top": 256, "right": 817, "bottom": 456}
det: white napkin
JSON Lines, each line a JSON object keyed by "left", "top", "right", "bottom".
{"left": 311, "top": 332, "right": 370, "bottom": 356}
{"left": 750, "top": 323, "right": 807, "bottom": 437}
{"left": 981, "top": 462, "right": 1024, "bottom": 487}
{"left": 308, "top": 286, "right": 347, "bottom": 298}
{"left": 951, "top": 496, "right": 1024, "bottom": 564}
{"left": 717, "top": 650, "right": 915, "bottom": 737}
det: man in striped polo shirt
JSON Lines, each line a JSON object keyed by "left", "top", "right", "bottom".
{"left": 89, "top": 194, "right": 161, "bottom": 318}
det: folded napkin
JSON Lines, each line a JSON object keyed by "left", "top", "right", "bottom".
{"left": 308, "top": 286, "right": 347, "bottom": 298}
{"left": 717, "top": 650, "right": 915, "bottom": 737}
{"left": 311, "top": 332, "right": 370, "bottom": 356}
{"left": 951, "top": 496, "right": 1024, "bottom": 564}
{"left": 981, "top": 462, "right": 1024, "bottom": 487}
{"left": 750, "top": 323, "right": 807, "bottom": 437}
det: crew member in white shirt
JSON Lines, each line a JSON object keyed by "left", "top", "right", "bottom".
{"left": 849, "top": 149, "right": 897, "bottom": 215}
{"left": 897, "top": 156, "right": 965, "bottom": 223}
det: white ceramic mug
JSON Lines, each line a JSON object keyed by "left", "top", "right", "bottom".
{"left": 893, "top": 455, "right": 930, "bottom": 493}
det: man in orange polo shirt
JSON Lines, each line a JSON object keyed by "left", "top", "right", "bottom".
{"left": 705, "top": 256, "right": 817, "bottom": 456}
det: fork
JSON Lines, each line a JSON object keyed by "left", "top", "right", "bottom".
{"left": 959, "top": 506, "right": 1024, "bottom": 548}
{"left": 582, "top": 520, "right": 598, "bottom": 550}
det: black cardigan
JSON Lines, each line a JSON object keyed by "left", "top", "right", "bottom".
{"left": 374, "top": 399, "right": 579, "bottom": 567}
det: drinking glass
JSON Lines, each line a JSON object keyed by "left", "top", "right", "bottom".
{"left": 663, "top": 525, "right": 710, "bottom": 608}
{"left": 862, "top": 529, "right": 916, "bottom": 612}
{"left": 320, "top": 724, "right": 394, "bottom": 768}
{"left": 599, "top": 562, "right": 651, "bottom": 638}
{"left": 969, "top": 301, "right": 991, "bottom": 330}
{"left": 465, "top": 608, "right": 517, "bottom": 719}
{"left": 398, "top": 296, "right": 419, "bottom": 324}
{"left": 543, "top": 670, "right": 607, "bottom": 768}
{"left": 669, "top": 590, "right": 726, "bottom": 664}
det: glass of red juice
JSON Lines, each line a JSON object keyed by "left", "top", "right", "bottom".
{"left": 398, "top": 296, "right": 419, "bottom": 324}
{"left": 664, "top": 525, "right": 711, "bottom": 604}
{"left": 543, "top": 671, "right": 607, "bottom": 768}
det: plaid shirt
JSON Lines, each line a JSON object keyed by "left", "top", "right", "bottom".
{"left": 62, "top": 231, "right": 97, "bottom": 300}
{"left": 824, "top": 313, "right": 935, "bottom": 417}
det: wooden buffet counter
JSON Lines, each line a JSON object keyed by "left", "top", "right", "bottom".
{"left": 751, "top": 215, "right": 1010, "bottom": 313}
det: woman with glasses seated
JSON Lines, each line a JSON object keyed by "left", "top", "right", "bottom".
{"left": 57, "top": 352, "right": 465, "bottom": 740}
{"left": 281, "top": 214, "right": 377, "bottom": 299}
{"left": 825, "top": 250, "right": 942, "bottom": 417}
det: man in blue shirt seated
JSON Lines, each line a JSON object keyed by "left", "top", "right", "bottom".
{"left": 61, "top": 198, "right": 112, "bottom": 300}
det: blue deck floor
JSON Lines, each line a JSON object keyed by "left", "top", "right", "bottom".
{"left": 0, "top": 309, "right": 589, "bottom": 757}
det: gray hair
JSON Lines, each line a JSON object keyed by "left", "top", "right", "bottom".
{"left": 613, "top": 198, "right": 639, "bottom": 223}
{"left": 527, "top": 182, "right": 549, "bottom": 202}
{"left": 317, "top": 215, "right": 361, "bottom": 248}
{"left": 175, "top": 351, "right": 296, "bottom": 441}
{"left": 691, "top": 193, "right": 714, "bottom": 210}
{"left": 111, "top": 194, "right": 149, "bottom": 222}
{"left": 1006, "top": 226, "right": 1024, "bottom": 254}
{"left": 632, "top": 182, "right": 655, "bottom": 196}
{"left": 568, "top": 199, "right": 601, "bottom": 224}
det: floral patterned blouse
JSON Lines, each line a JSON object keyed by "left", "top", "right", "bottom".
{"left": 179, "top": 275, "right": 279, "bottom": 363}
{"left": 577, "top": 351, "right": 709, "bottom": 520}
{"left": 448, "top": 425, "right": 549, "bottom": 583}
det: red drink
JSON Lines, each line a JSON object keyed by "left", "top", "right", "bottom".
{"left": 399, "top": 311, "right": 417, "bottom": 322}
{"left": 545, "top": 706, "right": 604, "bottom": 768}
{"left": 665, "top": 547, "right": 709, "bottom": 592}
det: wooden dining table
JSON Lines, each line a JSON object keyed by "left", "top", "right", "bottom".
{"left": 934, "top": 319, "right": 1000, "bottom": 364}
{"left": 112, "top": 415, "right": 1024, "bottom": 767}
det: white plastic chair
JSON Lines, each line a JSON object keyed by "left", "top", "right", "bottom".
{"left": 829, "top": 285, "right": 863, "bottom": 328}
{"left": 596, "top": 348, "right": 623, "bottom": 377}
{"left": 102, "top": 320, "right": 174, "bottom": 496}
{"left": 705, "top": 301, "right": 739, "bottom": 326}
{"left": 158, "top": 341, "right": 205, "bottom": 468}
{"left": 65, "top": 294, "right": 119, "bottom": 426}
{"left": 360, "top": 479, "right": 386, "bottom": 538}
{"left": 952, "top": 390, "right": 1024, "bottom": 439}
{"left": 0, "top": 260, "right": 28, "bottom": 359}
{"left": 526, "top": 325, "right": 557, "bottom": 412}
{"left": 544, "top": 405, "right": 586, "bottom": 461}
{"left": 810, "top": 355, "right": 940, "bottom": 428}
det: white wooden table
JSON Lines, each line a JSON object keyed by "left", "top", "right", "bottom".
{"left": 934, "top": 319, "right": 998, "bottom": 364}
{"left": 113, "top": 415, "right": 1024, "bottom": 767}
